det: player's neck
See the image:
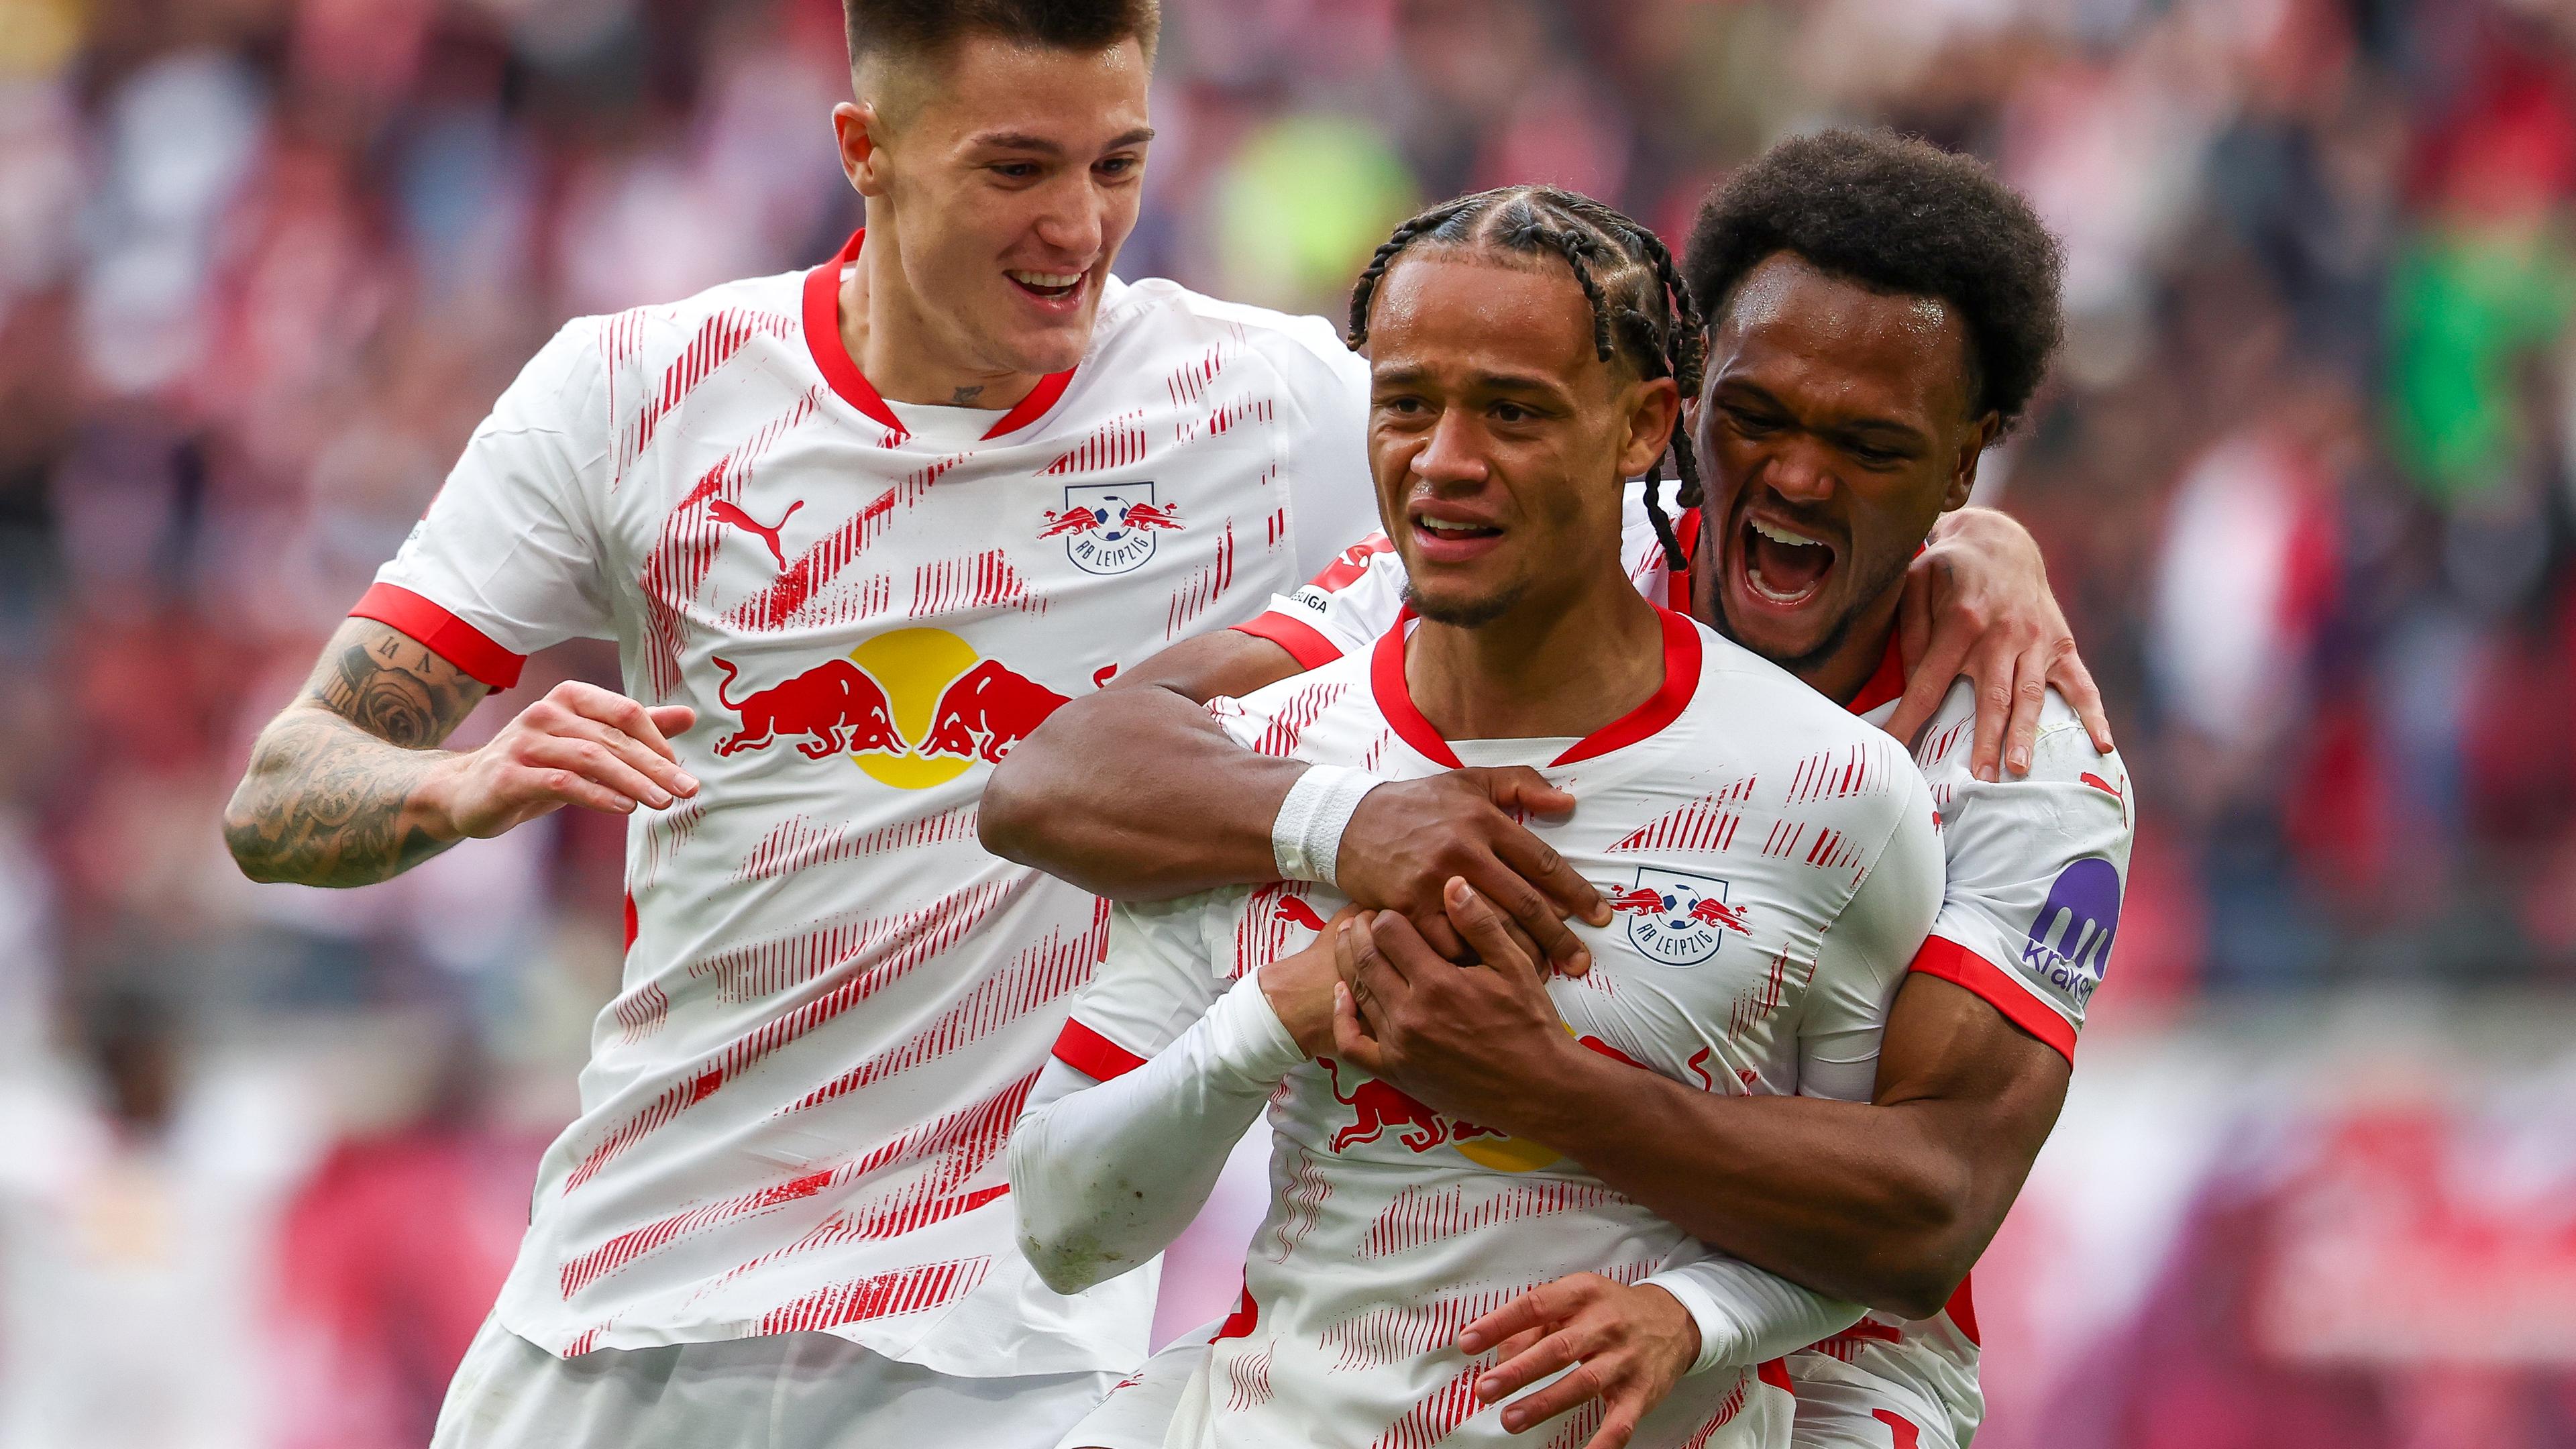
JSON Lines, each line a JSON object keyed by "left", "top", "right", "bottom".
{"left": 1406, "top": 569, "right": 1666, "bottom": 742}
{"left": 840, "top": 232, "right": 1042, "bottom": 412}
{"left": 1690, "top": 548, "right": 1902, "bottom": 708}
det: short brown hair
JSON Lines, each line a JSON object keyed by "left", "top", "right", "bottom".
{"left": 842, "top": 0, "right": 1163, "bottom": 70}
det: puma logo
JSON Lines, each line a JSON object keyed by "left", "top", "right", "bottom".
{"left": 710, "top": 498, "right": 804, "bottom": 571}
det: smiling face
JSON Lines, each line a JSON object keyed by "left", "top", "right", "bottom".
{"left": 1696, "top": 252, "right": 1996, "bottom": 670}
{"left": 841, "top": 33, "right": 1153, "bottom": 379}
{"left": 1364, "top": 251, "right": 1678, "bottom": 628}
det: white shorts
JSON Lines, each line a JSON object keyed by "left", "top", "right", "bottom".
{"left": 433, "top": 1315, "right": 1120, "bottom": 1449}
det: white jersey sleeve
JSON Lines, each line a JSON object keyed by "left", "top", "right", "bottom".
{"left": 1237, "top": 312, "right": 1383, "bottom": 581}
{"left": 1799, "top": 771, "right": 1945, "bottom": 1104}
{"left": 1901, "top": 684, "right": 2131, "bottom": 1063}
{"left": 359, "top": 317, "right": 616, "bottom": 686}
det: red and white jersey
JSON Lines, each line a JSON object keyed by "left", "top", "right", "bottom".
{"left": 353, "top": 231, "right": 1377, "bottom": 1373}
{"left": 1228, "top": 488, "right": 2134, "bottom": 1446}
{"left": 1060, "top": 608, "right": 1944, "bottom": 1449}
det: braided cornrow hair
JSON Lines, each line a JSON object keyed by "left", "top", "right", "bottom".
{"left": 1345, "top": 185, "right": 1707, "bottom": 572}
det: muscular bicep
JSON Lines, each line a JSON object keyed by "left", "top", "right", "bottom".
{"left": 1106, "top": 627, "right": 1305, "bottom": 705}
{"left": 1870, "top": 972, "right": 2070, "bottom": 1233}
{"left": 292, "top": 617, "right": 490, "bottom": 749}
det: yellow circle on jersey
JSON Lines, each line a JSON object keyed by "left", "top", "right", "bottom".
{"left": 848, "top": 627, "right": 977, "bottom": 790}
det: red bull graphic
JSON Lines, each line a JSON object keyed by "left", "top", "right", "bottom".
{"left": 1608, "top": 867, "right": 1744, "bottom": 967}
{"left": 709, "top": 657, "right": 904, "bottom": 759}
{"left": 1042, "top": 482, "right": 1183, "bottom": 575}
{"left": 918, "top": 659, "right": 1071, "bottom": 763}
{"left": 708, "top": 628, "right": 1070, "bottom": 788}
{"left": 1320, "top": 1057, "right": 1504, "bottom": 1155}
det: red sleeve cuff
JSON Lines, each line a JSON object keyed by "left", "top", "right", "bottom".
{"left": 1232, "top": 612, "right": 1342, "bottom": 671}
{"left": 349, "top": 583, "right": 527, "bottom": 690}
{"left": 1051, "top": 1019, "right": 1148, "bottom": 1081}
{"left": 1908, "top": 936, "right": 2076, "bottom": 1063}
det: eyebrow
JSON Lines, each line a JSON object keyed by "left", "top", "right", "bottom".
{"left": 1375, "top": 364, "right": 1576, "bottom": 398}
{"left": 965, "top": 127, "right": 1157, "bottom": 154}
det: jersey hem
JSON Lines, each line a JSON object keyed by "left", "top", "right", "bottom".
{"left": 1232, "top": 612, "right": 1342, "bottom": 669}
{"left": 1908, "top": 936, "right": 2076, "bottom": 1063}
{"left": 350, "top": 582, "right": 528, "bottom": 689}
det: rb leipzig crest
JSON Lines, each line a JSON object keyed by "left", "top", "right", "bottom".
{"left": 1038, "top": 482, "right": 1183, "bottom": 575}
{"left": 1606, "top": 867, "right": 1750, "bottom": 968}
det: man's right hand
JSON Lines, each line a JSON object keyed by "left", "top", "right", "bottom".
{"left": 1335, "top": 767, "right": 1609, "bottom": 975}
{"left": 426, "top": 682, "right": 699, "bottom": 839}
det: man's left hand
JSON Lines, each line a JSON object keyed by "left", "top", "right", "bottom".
{"left": 1458, "top": 1273, "right": 1701, "bottom": 1448}
{"left": 1329, "top": 877, "right": 1579, "bottom": 1136}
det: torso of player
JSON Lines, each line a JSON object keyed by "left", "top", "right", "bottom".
{"left": 1181, "top": 614, "right": 1930, "bottom": 1449}
{"left": 455, "top": 251, "right": 1366, "bottom": 1362}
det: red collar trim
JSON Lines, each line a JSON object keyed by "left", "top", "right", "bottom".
{"left": 1368, "top": 606, "right": 1703, "bottom": 769}
{"left": 1847, "top": 631, "right": 1907, "bottom": 716}
{"left": 802, "top": 229, "right": 1075, "bottom": 445}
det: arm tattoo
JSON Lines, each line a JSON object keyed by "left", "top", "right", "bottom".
{"left": 224, "top": 620, "right": 490, "bottom": 887}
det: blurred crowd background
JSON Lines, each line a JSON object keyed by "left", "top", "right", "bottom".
{"left": 1, "top": 0, "right": 2572, "bottom": 1444}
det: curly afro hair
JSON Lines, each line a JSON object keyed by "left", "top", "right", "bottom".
{"left": 1683, "top": 129, "right": 2065, "bottom": 433}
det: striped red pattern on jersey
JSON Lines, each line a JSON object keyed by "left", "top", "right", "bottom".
{"left": 1787, "top": 741, "right": 1895, "bottom": 804}
{"left": 1678, "top": 1371, "right": 1753, "bottom": 1448}
{"left": 561, "top": 879, "right": 1020, "bottom": 1191}
{"left": 631, "top": 798, "right": 706, "bottom": 893}
{"left": 734, "top": 806, "right": 979, "bottom": 883}
{"left": 1370, "top": 1358, "right": 1493, "bottom": 1449}
{"left": 722, "top": 481, "right": 898, "bottom": 633}
{"left": 1247, "top": 678, "right": 1345, "bottom": 757}
{"left": 1544, "top": 1403, "right": 1606, "bottom": 1449}
{"left": 910, "top": 549, "right": 1048, "bottom": 616}
{"left": 639, "top": 386, "right": 824, "bottom": 694}
{"left": 1167, "top": 343, "right": 1236, "bottom": 407}
{"left": 1607, "top": 775, "right": 1757, "bottom": 855}
{"left": 784, "top": 898, "right": 1109, "bottom": 1115}
{"left": 1224, "top": 1340, "right": 1277, "bottom": 1412}
{"left": 757, "top": 1256, "right": 990, "bottom": 1336}
{"left": 1917, "top": 717, "right": 1970, "bottom": 767}
{"left": 612, "top": 982, "right": 669, "bottom": 1044}
{"left": 1759, "top": 820, "right": 1807, "bottom": 861}
{"left": 1262, "top": 1146, "right": 1334, "bottom": 1263}
{"left": 1166, "top": 521, "right": 1238, "bottom": 639}
{"left": 1042, "top": 409, "right": 1146, "bottom": 474}
{"left": 1805, "top": 826, "right": 1866, "bottom": 872}
{"left": 1358, "top": 1179, "right": 1625, "bottom": 1259}
{"left": 618, "top": 308, "right": 798, "bottom": 486}
{"left": 690, "top": 877, "right": 1018, "bottom": 1002}
{"left": 561, "top": 1073, "right": 1033, "bottom": 1297}
{"left": 1727, "top": 947, "right": 1809, "bottom": 1040}
{"left": 1232, "top": 881, "right": 1327, "bottom": 980}
{"left": 1181, "top": 394, "right": 1274, "bottom": 445}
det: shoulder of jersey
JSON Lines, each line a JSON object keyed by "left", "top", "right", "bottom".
{"left": 1686, "top": 618, "right": 1931, "bottom": 810}
{"left": 1907, "top": 678, "right": 2119, "bottom": 791}
{"left": 1208, "top": 649, "right": 1379, "bottom": 757}
{"left": 1095, "top": 277, "right": 1362, "bottom": 385}
{"left": 555, "top": 268, "right": 808, "bottom": 386}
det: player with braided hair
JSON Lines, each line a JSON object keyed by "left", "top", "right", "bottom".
{"left": 1342, "top": 185, "right": 1708, "bottom": 573}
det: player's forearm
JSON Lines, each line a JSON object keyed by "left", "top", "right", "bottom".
{"left": 980, "top": 684, "right": 1303, "bottom": 900}
{"left": 1514, "top": 1057, "right": 1978, "bottom": 1318}
{"left": 223, "top": 706, "right": 463, "bottom": 887}
{"left": 1009, "top": 980, "right": 1301, "bottom": 1293}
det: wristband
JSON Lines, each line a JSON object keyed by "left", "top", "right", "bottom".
{"left": 1271, "top": 764, "right": 1380, "bottom": 888}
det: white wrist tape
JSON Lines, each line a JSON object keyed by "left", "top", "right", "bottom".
{"left": 1272, "top": 765, "right": 1380, "bottom": 888}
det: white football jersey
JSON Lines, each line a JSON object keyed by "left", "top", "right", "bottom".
{"left": 1059, "top": 607, "right": 1945, "bottom": 1449}
{"left": 354, "top": 231, "right": 1378, "bottom": 1373}
{"left": 1227, "top": 488, "right": 2134, "bottom": 1446}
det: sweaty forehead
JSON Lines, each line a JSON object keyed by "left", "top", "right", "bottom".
{"left": 1368, "top": 251, "right": 1599, "bottom": 382}
{"left": 1712, "top": 254, "right": 1974, "bottom": 423}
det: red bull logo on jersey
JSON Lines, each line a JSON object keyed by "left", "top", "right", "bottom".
{"left": 1039, "top": 483, "right": 1182, "bottom": 575}
{"left": 1320, "top": 1057, "right": 1506, "bottom": 1155}
{"left": 708, "top": 627, "right": 1068, "bottom": 790}
{"left": 1607, "top": 867, "right": 1746, "bottom": 967}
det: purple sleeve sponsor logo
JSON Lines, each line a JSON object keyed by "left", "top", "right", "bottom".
{"left": 2022, "top": 857, "right": 2121, "bottom": 1004}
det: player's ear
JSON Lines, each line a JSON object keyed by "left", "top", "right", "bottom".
{"left": 834, "top": 101, "right": 891, "bottom": 199}
{"left": 1943, "top": 409, "right": 2001, "bottom": 512}
{"left": 1618, "top": 375, "right": 1683, "bottom": 482}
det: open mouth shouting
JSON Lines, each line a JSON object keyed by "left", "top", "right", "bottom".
{"left": 1731, "top": 510, "right": 1841, "bottom": 616}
